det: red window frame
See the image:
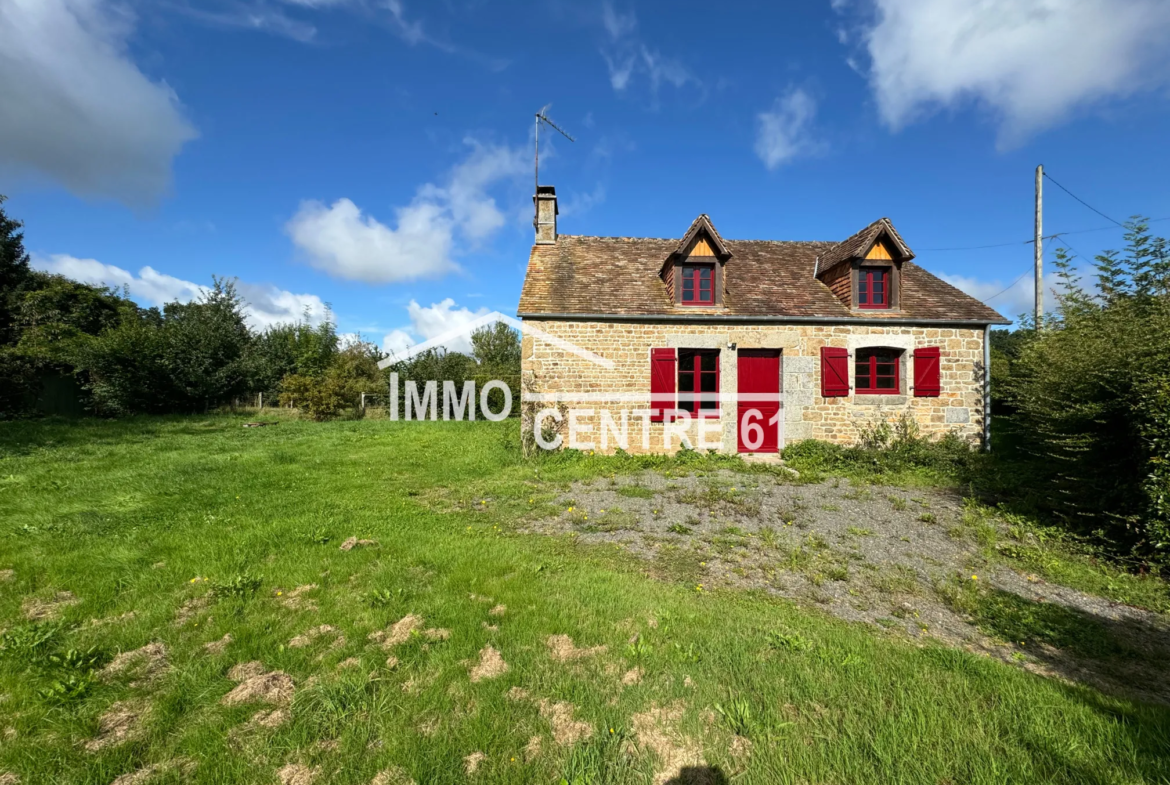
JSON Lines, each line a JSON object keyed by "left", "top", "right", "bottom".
{"left": 855, "top": 348, "right": 900, "bottom": 394}
{"left": 678, "top": 349, "right": 720, "bottom": 417}
{"left": 680, "top": 264, "right": 715, "bottom": 305}
{"left": 858, "top": 267, "right": 889, "bottom": 309}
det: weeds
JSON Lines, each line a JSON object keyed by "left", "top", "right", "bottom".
{"left": 766, "top": 629, "right": 811, "bottom": 652}
{"left": 714, "top": 696, "right": 755, "bottom": 737}
{"left": 209, "top": 572, "right": 263, "bottom": 600}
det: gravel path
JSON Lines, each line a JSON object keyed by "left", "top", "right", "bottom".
{"left": 526, "top": 470, "right": 1170, "bottom": 705}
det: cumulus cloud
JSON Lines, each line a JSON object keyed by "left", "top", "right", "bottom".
{"left": 854, "top": 0, "right": 1170, "bottom": 143}
{"left": 0, "top": 0, "right": 198, "bottom": 204}
{"left": 286, "top": 139, "right": 526, "bottom": 284}
{"left": 938, "top": 270, "right": 1057, "bottom": 323}
{"left": 599, "top": 1, "right": 694, "bottom": 96}
{"left": 755, "top": 88, "right": 822, "bottom": 169}
{"left": 381, "top": 298, "right": 491, "bottom": 358}
{"left": 31, "top": 253, "right": 329, "bottom": 330}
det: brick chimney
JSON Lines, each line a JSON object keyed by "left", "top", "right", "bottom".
{"left": 534, "top": 185, "right": 558, "bottom": 245}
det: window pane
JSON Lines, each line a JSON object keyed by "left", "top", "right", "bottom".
{"left": 876, "top": 363, "right": 896, "bottom": 376}
{"left": 858, "top": 284, "right": 868, "bottom": 304}
{"left": 699, "top": 287, "right": 711, "bottom": 301}
{"left": 873, "top": 289, "right": 884, "bottom": 304}
{"left": 679, "top": 399, "right": 695, "bottom": 413}
{"left": 855, "top": 375, "right": 871, "bottom": 389}
{"left": 699, "top": 398, "right": 717, "bottom": 411}
{"left": 700, "top": 267, "right": 711, "bottom": 282}
{"left": 679, "top": 353, "right": 694, "bottom": 373}
{"left": 700, "top": 373, "right": 717, "bottom": 392}
{"left": 679, "top": 370, "right": 694, "bottom": 394}
{"left": 700, "top": 352, "right": 717, "bottom": 372}
{"left": 683, "top": 281, "right": 694, "bottom": 299}
{"left": 876, "top": 376, "right": 896, "bottom": 390}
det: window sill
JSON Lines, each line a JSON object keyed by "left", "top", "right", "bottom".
{"left": 853, "top": 394, "right": 907, "bottom": 406}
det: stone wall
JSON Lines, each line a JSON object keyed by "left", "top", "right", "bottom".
{"left": 521, "top": 320, "right": 986, "bottom": 455}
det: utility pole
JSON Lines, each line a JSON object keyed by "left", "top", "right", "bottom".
{"left": 1034, "top": 164, "right": 1043, "bottom": 329}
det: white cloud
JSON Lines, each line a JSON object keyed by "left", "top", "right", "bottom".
{"left": 31, "top": 253, "right": 329, "bottom": 330}
{"left": 560, "top": 183, "right": 606, "bottom": 217}
{"left": 599, "top": 2, "right": 694, "bottom": 96}
{"left": 286, "top": 138, "right": 526, "bottom": 284}
{"left": 380, "top": 297, "right": 490, "bottom": 358}
{"left": 0, "top": 0, "right": 198, "bottom": 204}
{"left": 939, "top": 271, "right": 1054, "bottom": 322}
{"left": 855, "top": 0, "right": 1170, "bottom": 143}
{"left": 755, "top": 88, "right": 822, "bottom": 170}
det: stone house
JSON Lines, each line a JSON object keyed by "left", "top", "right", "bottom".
{"left": 518, "top": 186, "right": 1009, "bottom": 454}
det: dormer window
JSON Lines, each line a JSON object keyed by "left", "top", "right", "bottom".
{"left": 681, "top": 263, "right": 715, "bottom": 305}
{"left": 858, "top": 268, "right": 889, "bottom": 309}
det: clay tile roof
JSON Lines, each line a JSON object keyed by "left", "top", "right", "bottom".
{"left": 518, "top": 223, "right": 1007, "bottom": 325}
{"left": 816, "top": 217, "right": 914, "bottom": 274}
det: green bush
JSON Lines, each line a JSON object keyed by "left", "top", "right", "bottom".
{"left": 278, "top": 341, "right": 383, "bottom": 420}
{"left": 1006, "top": 220, "right": 1170, "bottom": 557}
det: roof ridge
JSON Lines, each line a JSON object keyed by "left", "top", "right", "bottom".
{"left": 557, "top": 234, "right": 836, "bottom": 245}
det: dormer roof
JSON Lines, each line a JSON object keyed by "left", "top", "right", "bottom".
{"left": 673, "top": 214, "right": 731, "bottom": 259}
{"left": 815, "top": 217, "right": 914, "bottom": 276}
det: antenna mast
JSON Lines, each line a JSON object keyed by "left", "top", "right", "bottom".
{"left": 533, "top": 105, "right": 575, "bottom": 227}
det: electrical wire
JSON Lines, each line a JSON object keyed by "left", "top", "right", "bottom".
{"left": 917, "top": 216, "right": 1170, "bottom": 253}
{"left": 1042, "top": 172, "right": 1125, "bottom": 228}
{"left": 979, "top": 268, "right": 1033, "bottom": 304}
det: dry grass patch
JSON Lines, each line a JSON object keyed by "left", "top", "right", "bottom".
{"left": 339, "top": 537, "right": 377, "bottom": 552}
{"left": 203, "top": 633, "right": 232, "bottom": 655}
{"left": 288, "top": 625, "right": 340, "bottom": 649}
{"left": 370, "top": 614, "right": 423, "bottom": 649}
{"left": 222, "top": 662, "right": 295, "bottom": 706}
{"left": 463, "top": 751, "right": 486, "bottom": 775}
{"left": 173, "top": 595, "right": 208, "bottom": 625}
{"left": 631, "top": 703, "right": 706, "bottom": 785}
{"left": 0, "top": 774, "right": 18, "bottom": 785}
{"left": 100, "top": 642, "right": 169, "bottom": 684}
{"left": 422, "top": 628, "right": 450, "bottom": 641}
{"left": 277, "top": 763, "right": 319, "bottom": 785}
{"left": 370, "top": 767, "right": 416, "bottom": 785}
{"left": 110, "top": 758, "right": 196, "bottom": 785}
{"left": 546, "top": 634, "right": 607, "bottom": 663}
{"left": 468, "top": 645, "right": 508, "bottom": 682}
{"left": 279, "top": 584, "right": 319, "bottom": 611}
{"left": 21, "top": 591, "right": 78, "bottom": 621}
{"left": 488, "top": 604, "right": 506, "bottom": 617}
{"left": 249, "top": 708, "right": 290, "bottom": 729}
{"left": 537, "top": 700, "right": 593, "bottom": 746}
{"left": 621, "top": 666, "right": 644, "bottom": 686}
{"left": 85, "top": 699, "right": 150, "bottom": 752}
{"left": 0, "top": 569, "right": 13, "bottom": 582}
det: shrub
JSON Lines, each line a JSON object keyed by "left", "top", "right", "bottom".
{"left": 1006, "top": 221, "right": 1170, "bottom": 557}
{"left": 278, "top": 341, "right": 383, "bottom": 420}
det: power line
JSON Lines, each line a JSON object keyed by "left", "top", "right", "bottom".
{"left": 980, "top": 268, "right": 1032, "bottom": 304}
{"left": 917, "top": 216, "right": 1170, "bottom": 253}
{"left": 1042, "top": 171, "right": 1125, "bottom": 228}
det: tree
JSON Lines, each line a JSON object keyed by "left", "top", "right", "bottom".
{"left": 250, "top": 314, "right": 339, "bottom": 396}
{"left": 0, "top": 195, "right": 32, "bottom": 346}
{"left": 278, "top": 340, "right": 383, "bottom": 420}
{"left": 1006, "top": 218, "right": 1170, "bottom": 558}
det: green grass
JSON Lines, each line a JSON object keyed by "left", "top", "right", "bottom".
{"left": 0, "top": 416, "right": 1167, "bottom": 784}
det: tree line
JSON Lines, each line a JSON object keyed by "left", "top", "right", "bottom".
{"left": 990, "top": 218, "right": 1170, "bottom": 561}
{"left": 0, "top": 196, "right": 520, "bottom": 420}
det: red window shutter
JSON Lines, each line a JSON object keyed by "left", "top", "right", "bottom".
{"left": 913, "top": 346, "right": 941, "bottom": 397}
{"left": 650, "top": 348, "right": 677, "bottom": 422}
{"left": 821, "top": 347, "right": 849, "bottom": 397}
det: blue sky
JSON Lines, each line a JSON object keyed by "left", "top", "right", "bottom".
{"left": 3, "top": 0, "right": 1170, "bottom": 351}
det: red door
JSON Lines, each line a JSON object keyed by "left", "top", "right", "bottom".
{"left": 737, "top": 350, "right": 781, "bottom": 453}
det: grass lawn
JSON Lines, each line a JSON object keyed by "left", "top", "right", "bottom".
{"left": 1, "top": 416, "right": 1168, "bottom": 784}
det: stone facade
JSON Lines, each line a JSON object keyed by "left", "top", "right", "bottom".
{"left": 521, "top": 319, "right": 987, "bottom": 455}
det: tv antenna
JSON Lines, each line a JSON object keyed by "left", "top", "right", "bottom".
{"left": 534, "top": 104, "right": 575, "bottom": 203}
